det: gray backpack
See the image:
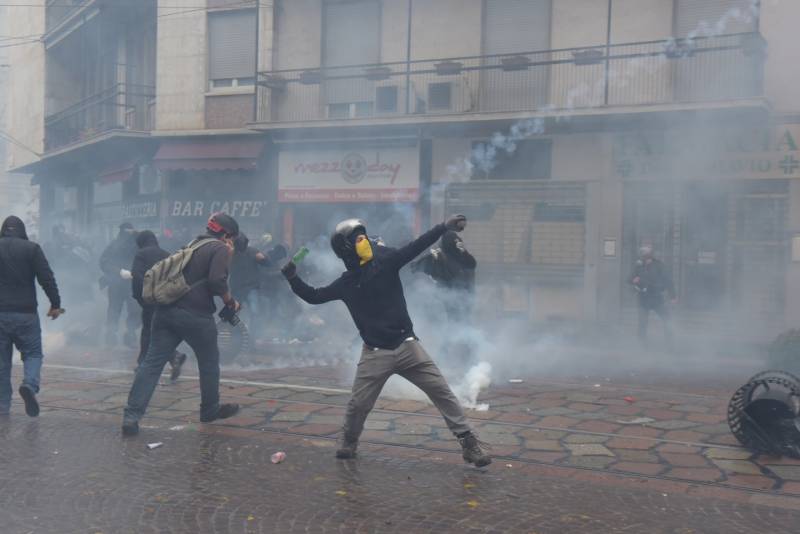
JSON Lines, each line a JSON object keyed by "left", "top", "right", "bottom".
{"left": 142, "top": 238, "right": 217, "bottom": 305}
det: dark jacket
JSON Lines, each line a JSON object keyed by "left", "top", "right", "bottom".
{"left": 411, "top": 231, "right": 476, "bottom": 292}
{"left": 289, "top": 223, "right": 448, "bottom": 350}
{"left": 175, "top": 235, "right": 232, "bottom": 317}
{"left": 0, "top": 216, "right": 61, "bottom": 313}
{"left": 131, "top": 231, "right": 170, "bottom": 306}
{"left": 99, "top": 230, "right": 138, "bottom": 288}
{"left": 230, "top": 233, "right": 269, "bottom": 299}
{"left": 629, "top": 258, "right": 675, "bottom": 305}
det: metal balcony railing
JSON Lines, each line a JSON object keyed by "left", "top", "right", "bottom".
{"left": 45, "top": 0, "right": 93, "bottom": 33}
{"left": 256, "top": 32, "right": 765, "bottom": 124}
{"left": 44, "top": 83, "right": 156, "bottom": 152}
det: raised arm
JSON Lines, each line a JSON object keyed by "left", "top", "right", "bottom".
{"left": 388, "top": 214, "right": 467, "bottom": 270}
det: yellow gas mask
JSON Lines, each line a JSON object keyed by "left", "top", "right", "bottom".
{"left": 355, "top": 235, "right": 373, "bottom": 265}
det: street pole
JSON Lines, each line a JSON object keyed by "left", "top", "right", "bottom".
{"left": 604, "top": 0, "right": 612, "bottom": 105}
{"left": 405, "top": 0, "right": 412, "bottom": 114}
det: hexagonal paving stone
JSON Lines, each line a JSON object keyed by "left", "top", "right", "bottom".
{"left": 271, "top": 411, "right": 308, "bottom": 422}
{"left": 523, "top": 440, "right": 564, "bottom": 452}
{"left": 481, "top": 432, "right": 522, "bottom": 446}
{"left": 533, "top": 407, "right": 579, "bottom": 417}
{"left": 704, "top": 447, "right": 752, "bottom": 460}
{"left": 564, "top": 456, "right": 615, "bottom": 469}
{"left": 394, "top": 423, "right": 432, "bottom": 435}
{"left": 564, "top": 434, "right": 609, "bottom": 444}
{"left": 764, "top": 465, "right": 800, "bottom": 480}
{"left": 565, "top": 443, "right": 615, "bottom": 457}
{"left": 711, "top": 459, "right": 763, "bottom": 475}
{"left": 647, "top": 420, "right": 700, "bottom": 430}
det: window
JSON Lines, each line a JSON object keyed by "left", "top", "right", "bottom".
{"left": 323, "top": 1, "right": 380, "bottom": 113}
{"left": 471, "top": 139, "right": 552, "bottom": 180}
{"left": 375, "top": 86, "right": 398, "bottom": 113}
{"left": 674, "top": 0, "right": 757, "bottom": 37}
{"left": 208, "top": 9, "right": 256, "bottom": 90}
{"left": 428, "top": 83, "right": 452, "bottom": 111}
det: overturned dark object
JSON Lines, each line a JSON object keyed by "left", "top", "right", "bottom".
{"left": 217, "top": 318, "right": 250, "bottom": 364}
{"left": 727, "top": 370, "right": 800, "bottom": 458}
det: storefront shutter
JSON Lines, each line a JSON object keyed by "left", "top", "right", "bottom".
{"left": 208, "top": 9, "right": 256, "bottom": 80}
{"left": 674, "top": 0, "right": 757, "bottom": 37}
{"left": 484, "top": 0, "right": 551, "bottom": 55}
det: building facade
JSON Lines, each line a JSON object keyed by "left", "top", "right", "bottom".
{"left": 5, "top": 0, "right": 800, "bottom": 341}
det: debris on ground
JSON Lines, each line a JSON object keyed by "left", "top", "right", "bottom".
{"left": 147, "top": 442, "right": 164, "bottom": 450}
{"left": 508, "top": 379, "right": 524, "bottom": 384}
{"left": 168, "top": 425, "right": 186, "bottom": 431}
{"left": 623, "top": 396, "right": 636, "bottom": 403}
{"left": 593, "top": 384, "right": 601, "bottom": 388}
{"left": 616, "top": 417, "right": 655, "bottom": 425}
{"left": 270, "top": 451, "right": 286, "bottom": 464}
{"left": 475, "top": 404, "right": 490, "bottom": 412}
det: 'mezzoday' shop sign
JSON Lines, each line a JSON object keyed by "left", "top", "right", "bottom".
{"left": 278, "top": 147, "right": 419, "bottom": 203}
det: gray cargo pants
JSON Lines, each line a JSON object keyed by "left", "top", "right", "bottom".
{"left": 342, "top": 339, "right": 472, "bottom": 442}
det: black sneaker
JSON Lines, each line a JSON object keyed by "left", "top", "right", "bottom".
{"left": 335, "top": 440, "right": 358, "bottom": 459}
{"left": 458, "top": 432, "right": 492, "bottom": 467}
{"left": 169, "top": 352, "right": 188, "bottom": 383}
{"left": 18, "top": 385, "right": 39, "bottom": 417}
{"left": 200, "top": 403, "right": 240, "bottom": 423}
{"left": 121, "top": 420, "right": 139, "bottom": 436}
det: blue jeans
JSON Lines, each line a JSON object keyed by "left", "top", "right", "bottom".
{"left": 0, "top": 312, "right": 44, "bottom": 414}
{"left": 124, "top": 306, "right": 220, "bottom": 422}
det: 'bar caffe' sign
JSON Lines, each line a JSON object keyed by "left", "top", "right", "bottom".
{"left": 614, "top": 126, "right": 800, "bottom": 180}
{"left": 170, "top": 200, "right": 268, "bottom": 218}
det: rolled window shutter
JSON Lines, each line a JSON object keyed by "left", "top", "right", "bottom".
{"left": 484, "top": 0, "right": 551, "bottom": 55}
{"left": 674, "top": 0, "right": 757, "bottom": 37}
{"left": 209, "top": 10, "right": 257, "bottom": 80}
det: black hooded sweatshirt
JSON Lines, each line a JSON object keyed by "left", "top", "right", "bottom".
{"left": 131, "top": 231, "right": 170, "bottom": 306}
{"left": 288, "top": 223, "right": 447, "bottom": 350}
{"left": 0, "top": 216, "right": 61, "bottom": 313}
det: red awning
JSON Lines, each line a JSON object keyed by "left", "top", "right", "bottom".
{"left": 153, "top": 138, "right": 265, "bottom": 172}
{"left": 99, "top": 164, "right": 136, "bottom": 184}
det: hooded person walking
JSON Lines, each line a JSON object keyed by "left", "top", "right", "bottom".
{"left": 0, "top": 216, "right": 64, "bottom": 417}
{"left": 99, "top": 222, "right": 139, "bottom": 347}
{"left": 280, "top": 215, "right": 491, "bottom": 467}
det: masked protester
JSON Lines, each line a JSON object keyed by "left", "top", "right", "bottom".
{"left": 0, "top": 216, "right": 64, "bottom": 417}
{"left": 130, "top": 231, "right": 187, "bottom": 380}
{"left": 121, "top": 212, "right": 242, "bottom": 436}
{"left": 412, "top": 230, "right": 476, "bottom": 320}
{"left": 629, "top": 245, "right": 677, "bottom": 350}
{"left": 280, "top": 215, "right": 491, "bottom": 467}
{"left": 99, "top": 222, "right": 140, "bottom": 347}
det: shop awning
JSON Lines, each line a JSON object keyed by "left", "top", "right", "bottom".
{"left": 99, "top": 164, "right": 136, "bottom": 184}
{"left": 153, "top": 138, "right": 265, "bottom": 172}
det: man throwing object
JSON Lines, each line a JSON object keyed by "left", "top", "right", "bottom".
{"left": 280, "top": 215, "right": 491, "bottom": 467}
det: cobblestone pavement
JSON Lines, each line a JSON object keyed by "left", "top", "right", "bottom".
{"left": 1, "top": 346, "right": 799, "bottom": 532}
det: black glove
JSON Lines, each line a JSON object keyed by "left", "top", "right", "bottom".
{"left": 445, "top": 214, "right": 467, "bottom": 232}
{"left": 281, "top": 261, "right": 297, "bottom": 280}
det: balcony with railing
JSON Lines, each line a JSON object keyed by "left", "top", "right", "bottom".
{"left": 44, "top": 83, "right": 156, "bottom": 153}
{"left": 256, "top": 32, "right": 766, "bottom": 125}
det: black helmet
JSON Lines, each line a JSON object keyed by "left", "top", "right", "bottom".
{"left": 207, "top": 212, "right": 239, "bottom": 238}
{"left": 330, "top": 218, "right": 366, "bottom": 258}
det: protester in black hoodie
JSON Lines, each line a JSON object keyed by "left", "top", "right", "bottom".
{"left": 0, "top": 216, "right": 63, "bottom": 417}
{"left": 99, "top": 222, "right": 139, "bottom": 347}
{"left": 280, "top": 215, "right": 491, "bottom": 467}
{"left": 131, "top": 231, "right": 187, "bottom": 379}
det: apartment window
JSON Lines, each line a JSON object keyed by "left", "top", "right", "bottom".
{"left": 674, "top": 0, "right": 757, "bottom": 37}
{"left": 471, "top": 139, "right": 552, "bottom": 180}
{"left": 208, "top": 9, "right": 256, "bottom": 90}
{"left": 483, "top": 0, "right": 551, "bottom": 55}
{"left": 375, "top": 86, "right": 398, "bottom": 113}
{"left": 428, "top": 83, "right": 452, "bottom": 111}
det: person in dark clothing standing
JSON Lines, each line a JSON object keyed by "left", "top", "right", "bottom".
{"left": 0, "top": 216, "right": 63, "bottom": 417}
{"left": 280, "top": 215, "right": 491, "bottom": 467}
{"left": 629, "top": 245, "right": 677, "bottom": 349}
{"left": 411, "top": 230, "right": 477, "bottom": 322}
{"left": 130, "top": 230, "right": 187, "bottom": 379}
{"left": 122, "top": 213, "right": 242, "bottom": 436}
{"left": 99, "top": 222, "right": 139, "bottom": 347}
